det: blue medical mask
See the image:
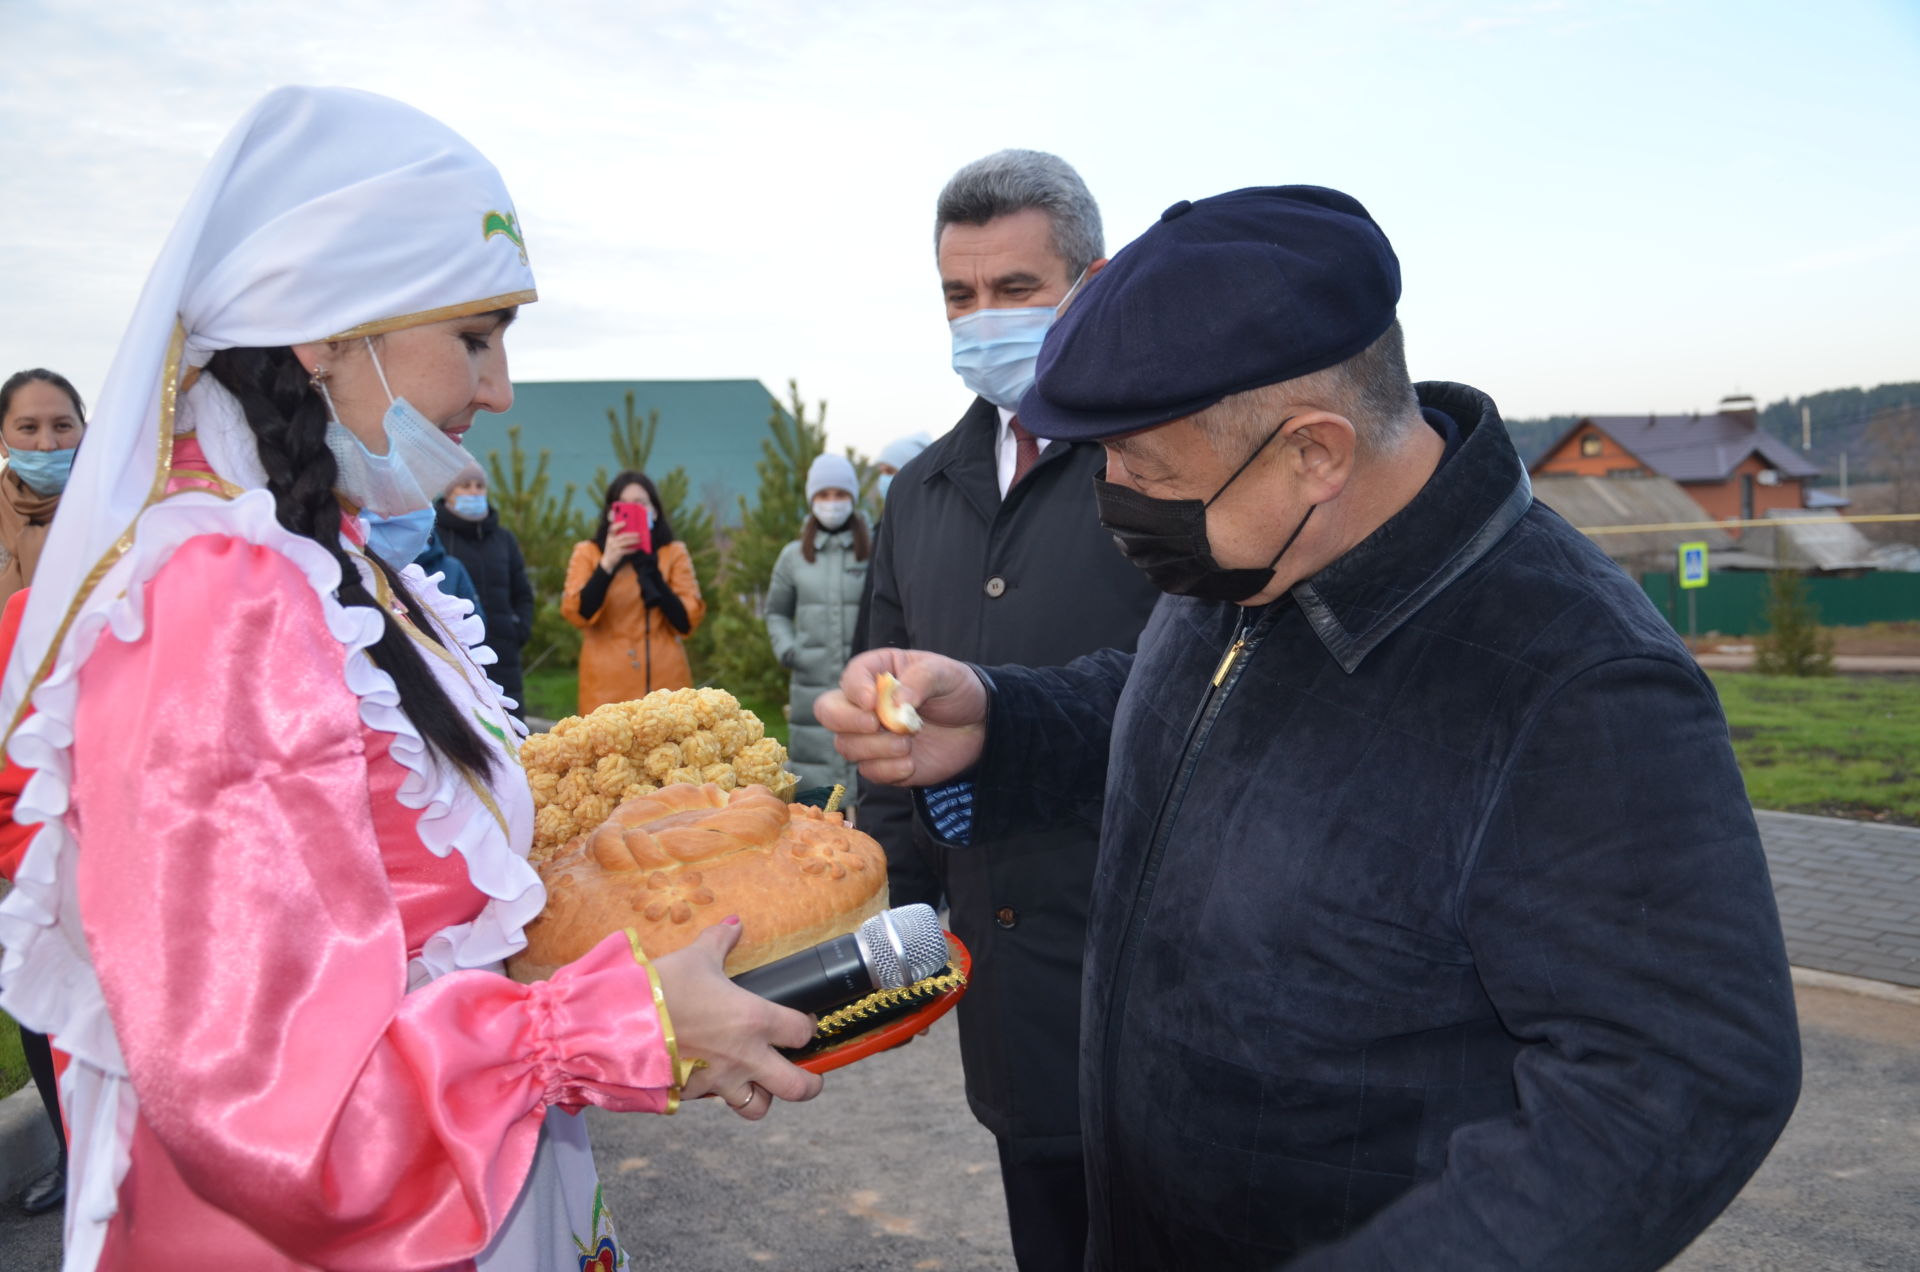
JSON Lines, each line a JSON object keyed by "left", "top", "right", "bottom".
{"left": 877, "top": 473, "right": 894, "bottom": 500}
{"left": 7, "top": 447, "right": 77, "bottom": 496}
{"left": 948, "top": 268, "right": 1089, "bottom": 411}
{"left": 319, "top": 340, "right": 474, "bottom": 518}
{"left": 451, "top": 493, "right": 490, "bottom": 520}
{"left": 364, "top": 508, "right": 436, "bottom": 568}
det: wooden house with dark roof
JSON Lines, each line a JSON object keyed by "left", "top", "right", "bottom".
{"left": 1529, "top": 395, "right": 1821, "bottom": 538}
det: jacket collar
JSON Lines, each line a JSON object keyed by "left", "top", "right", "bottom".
{"left": 1288, "top": 381, "right": 1533, "bottom": 673}
{"left": 922, "top": 394, "right": 1093, "bottom": 525}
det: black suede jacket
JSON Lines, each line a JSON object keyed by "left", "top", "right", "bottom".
{"left": 968, "top": 382, "right": 1801, "bottom": 1270}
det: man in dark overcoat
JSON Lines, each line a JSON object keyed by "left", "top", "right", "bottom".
{"left": 825, "top": 186, "right": 1801, "bottom": 1269}
{"left": 858, "top": 149, "right": 1160, "bottom": 1271}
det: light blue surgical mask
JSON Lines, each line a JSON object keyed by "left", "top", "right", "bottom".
{"left": 364, "top": 508, "right": 436, "bottom": 568}
{"left": 319, "top": 340, "right": 474, "bottom": 517}
{"left": 948, "top": 268, "right": 1089, "bottom": 411}
{"left": 7, "top": 447, "right": 77, "bottom": 496}
{"left": 877, "top": 473, "right": 894, "bottom": 500}
{"left": 451, "top": 493, "right": 490, "bottom": 520}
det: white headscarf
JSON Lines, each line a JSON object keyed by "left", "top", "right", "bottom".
{"left": 0, "top": 85, "right": 536, "bottom": 733}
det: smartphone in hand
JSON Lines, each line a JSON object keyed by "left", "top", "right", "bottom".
{"left": 612, "top": 501, "right": 654, "bottom": 555}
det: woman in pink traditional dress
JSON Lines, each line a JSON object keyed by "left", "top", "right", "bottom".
{"left": 0, "top": 87, "right": 820, "bottom": 1272}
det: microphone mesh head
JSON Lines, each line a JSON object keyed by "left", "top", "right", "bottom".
{"left": 857, "top": 904, "right": 948, "bottom": 989}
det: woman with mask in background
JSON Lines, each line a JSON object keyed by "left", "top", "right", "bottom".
{"left": 437, "top": 461, "right": 534, "bottom": 720}
{"left": 0, "top": 367, "right": 85, "bottom": 1216}
{"left": 0, "top": 369, "right": 87, "bottom": 610}
{"left": 764, "top": 453, "right": 870, "bottom": 796}
{"left": 562, "top": 470, "right": 704, "bottom": 714}
{"left": 362, "top": 503, "right": 488, "bottom": 632}
{"left": 0, "top": 87, "right": 818, "bottom": 1271}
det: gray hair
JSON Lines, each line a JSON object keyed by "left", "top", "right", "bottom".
{"left": 1195, "top": 321, "right": 1422, "bottom": 459}
{"left": 934, "top": 149, "right": 1104, "bottom": 278}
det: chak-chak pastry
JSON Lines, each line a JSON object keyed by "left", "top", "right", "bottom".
{"left": 509, "top": 782, "right": 889, "bottom": 982}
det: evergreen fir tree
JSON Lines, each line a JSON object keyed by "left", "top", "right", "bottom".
{"left": 1753, "top": 569, "right": 1835, "bottom": 677}
{"left": 484, "top": 425, "right": 592, "bottom": 672}
{"left": 688, "top": 380, "right": 829, "bottom": 707}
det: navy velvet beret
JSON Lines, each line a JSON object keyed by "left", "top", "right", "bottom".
{"left": 1017, "top": 185, "right": 1401, "bottom": 441}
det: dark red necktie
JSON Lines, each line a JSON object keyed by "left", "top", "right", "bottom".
{"left": 1009, "top": 416, "right": 1041, "bottom": 489}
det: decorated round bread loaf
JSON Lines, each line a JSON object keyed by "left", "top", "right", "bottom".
{"left": 508, "top": 782, "right": 889, "bottom": 982}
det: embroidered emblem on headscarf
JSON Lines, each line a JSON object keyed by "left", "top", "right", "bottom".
{"left": 482, "top": 210, "right": 528, "bottom": 264}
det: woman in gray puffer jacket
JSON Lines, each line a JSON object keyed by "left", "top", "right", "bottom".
{"left": 765, "top": 453, "right": 870, "bottom": 796}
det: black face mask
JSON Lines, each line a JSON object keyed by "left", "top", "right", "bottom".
{"left": 1093, "top": 421, "right": 1315, "bottom": 603}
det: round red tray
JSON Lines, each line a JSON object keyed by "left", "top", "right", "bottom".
{"left": 796, "top": 932, "right": 971, "bottom": 1074}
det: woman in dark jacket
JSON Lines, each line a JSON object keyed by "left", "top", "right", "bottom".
{"left": 435, "top": 461, "right": 535, "bottom": 718}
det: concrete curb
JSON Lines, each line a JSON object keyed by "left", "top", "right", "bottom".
{"left": 0, "top": 1082, "right": 58, "bottom": 1203}
{"left": 1761, "top": 808, "right": 1920, "bottom": 839}
{"left": 1790, "top": 964, "right": 1920, "bottom": 1007}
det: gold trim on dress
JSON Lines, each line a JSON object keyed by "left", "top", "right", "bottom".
{"left": 348, "top": 544, "right": 524, "bottom": 839}
{"left": 165, "top": 469, "right": 247, "bottom": 499}
{"left": 625, "top": 928, "right": 695, "bottom": 1115}
{"left": 325, "top": 290, "right": 537, "bottom": 341}
{"left": 356, "top": 545, "right": 524, "bottom": 767}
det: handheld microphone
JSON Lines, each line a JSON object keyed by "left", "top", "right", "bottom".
{"left": 730, "top": 903, "right": 949, "bottom": 1015}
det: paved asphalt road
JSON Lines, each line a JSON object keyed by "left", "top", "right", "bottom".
{"left": 5, "top": 982, "right": 1915, "bottom": 1270}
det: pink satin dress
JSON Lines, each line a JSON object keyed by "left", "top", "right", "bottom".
{"left": 68, "top": 526, "right": 673, "bottom": 1270}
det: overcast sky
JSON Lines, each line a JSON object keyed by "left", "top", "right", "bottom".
{"left": 4, "top": 0, "right": 1915, "bottom": 457}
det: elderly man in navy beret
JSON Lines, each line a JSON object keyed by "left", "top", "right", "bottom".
{"left": 822, "top": 186, "right": 1800, "bottom": 1269}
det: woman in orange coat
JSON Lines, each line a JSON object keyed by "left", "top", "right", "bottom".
{"left": 562, "top": 470, "right": 705, "bottom": 713}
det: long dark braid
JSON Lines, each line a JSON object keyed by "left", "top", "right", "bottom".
{"left": 205, "top": 345, "right": 495, "bottom": 777}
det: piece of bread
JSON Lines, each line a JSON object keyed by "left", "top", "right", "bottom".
{"left": 874, "top": 672, "right": 922, "bottom": 735}
{"left": 508, "top": 782, "right": 889, "bottom": 982}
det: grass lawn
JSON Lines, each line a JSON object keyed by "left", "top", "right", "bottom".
{"left": 519, "top": 666, "right": 581, "bottom": 723}
{"left": 1710, "top": 671, "right": 1920, "bottom": 826}
{"left": 518, "top": 669, "right": 790, "bottom": 749}
{"left": 1, "top": 1006, "right": 27, "bottom": 1099}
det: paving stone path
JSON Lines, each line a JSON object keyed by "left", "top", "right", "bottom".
{"left": 1757, "top": 810, "right": 1920, "bottom": 989}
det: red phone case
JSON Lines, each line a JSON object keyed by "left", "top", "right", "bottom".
{"left": 614, "top": 502, "right": 652, "bottom": 554}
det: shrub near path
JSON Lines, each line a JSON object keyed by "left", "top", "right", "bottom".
{"left": 1710, "top": 672, "right": 1920, "bottom": 825}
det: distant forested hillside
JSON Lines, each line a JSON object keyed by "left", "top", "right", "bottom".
{"left": 1501, "top": 381, "right": 1920, "bottom": 478}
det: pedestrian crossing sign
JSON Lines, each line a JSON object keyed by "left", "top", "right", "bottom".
{"left": 1679, "top": 541, "right": 1709, "bottom": 589}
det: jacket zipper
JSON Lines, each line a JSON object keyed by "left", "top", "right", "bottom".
{"left": 1100, "top": 606, "right": 1268, "bottom": 1252}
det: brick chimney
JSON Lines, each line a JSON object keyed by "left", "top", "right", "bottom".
{"left": 1718, "top": 394, "right": 1758, "bottom": 428}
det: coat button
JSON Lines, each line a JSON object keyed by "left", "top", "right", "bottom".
{"left": 984, "top": 576, "right": 1007, "bottom": 598}
{"left": 995, "top": 906, "right": 1017, "bottom": 928}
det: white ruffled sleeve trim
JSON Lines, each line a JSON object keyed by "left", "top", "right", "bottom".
{"left": 0, "top": 486, "right": 543, "bottom": 1108}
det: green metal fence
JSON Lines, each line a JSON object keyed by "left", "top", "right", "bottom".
{"left": 1642, "top": 570, "right": 1920, "bottom": 636}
